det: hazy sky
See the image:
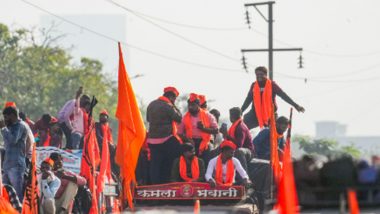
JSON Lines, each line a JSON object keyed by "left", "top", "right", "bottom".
{"left": 2, "top": 0, "right": 380, "bottom": 137}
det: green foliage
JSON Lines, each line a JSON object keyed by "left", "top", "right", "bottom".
{"left": 294, "top": 135, "right": 361, "bottom": 158}
{"left": 0, "top": 23, "right": 117, "bottom": 121}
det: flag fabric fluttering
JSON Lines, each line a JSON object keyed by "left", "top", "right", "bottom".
{"left": 275, "top": 108, "right": 299, "bottom": 214}
{"left": 194, "top": 199, "right": 200, "bottom": 214}
{"left": 269, "top": 106, "right": 280, "bottom": 182}
{"left": 348, "top": 189, "right": 360, "bottom": 214}
{"left": 22, "top": 144, "right": 39, "bottom": 214}
{"left": 115, "top": 42, "right": 146, "bottom": 210}
{"left": 97, "top": 124, "right": 112, "bottom": 200}
{"left": 80, "top": 125, "right": 100, "bottom": 214}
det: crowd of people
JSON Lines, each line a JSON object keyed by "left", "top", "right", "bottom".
{"left": 0, "top": 65, "right": 305, "bottom": 213}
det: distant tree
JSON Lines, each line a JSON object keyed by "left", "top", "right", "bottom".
{"left": 294, "top": 135, "right": 361, "bottom": 158}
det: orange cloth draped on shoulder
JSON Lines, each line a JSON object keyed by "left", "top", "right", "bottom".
{"left": 179, "top": 156, "right": 200, "bottom": 182}
{"left": 228, "top": 118, "right": 242, "bottom": 140}
{"left": 183, "top": 109, "right": 211, "bottom": 155}
{"left": 215, "top": 154, "right": 234, "bottom": 186}
{"left": 115, "top": 42, "right": 146, "bottom": 210}
{"left": 253, "top": 79, "right": 273, "bottom": 128}
{"left": 158, "top": 96, "right": 182, "bottom": 143}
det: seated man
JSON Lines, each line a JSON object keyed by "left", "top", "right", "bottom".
{"left": 39, "top": 158, "right": 61, "bottom": 214}
{"left": 49, "top": 152, "right": 87, "bottom": 214}
{"left": 205, "top": 140, "right": 251, "bottom": 187}
{"left": 171, "top": 143, "right": 206, "bottom": 182}
{"left": 253, "top": 116, "right": 289, "bottom": 160}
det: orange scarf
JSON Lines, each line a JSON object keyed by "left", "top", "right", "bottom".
{"left": 183, "top": 109, "right": 211, "bottom": 155}
{"left": 179, "top": 156, "right": 200, "bottom": 182}
{"left": 215, "top": 155, "right": 235, "bottom": 186}
{"left": 253, "top": 79, "right": 273, "bottom": 128}
{"left": 158, "top": 96, "right": 182, "bottom": 143}
{"left": 228, "top": 118, "right": 242, "bottom": 140}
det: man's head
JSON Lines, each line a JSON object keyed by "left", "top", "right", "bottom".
{"left": 210, "top": 109, "right": 220, "bottom": 123}
{"left": 198, "top": 95, "right": 207, "bottom": 109}
{"left": 229, "top": 107, "right": 242, "bottom": 123}
{"left": 163, "top": 86, "right": 179, "bottom": 104}
{"left": 255, "top": 66, "right": 268, "bottom": 82}
{"left": 99, "top": 109, "right": 109, "bottom": 124}
{"left": 220, "top": 140, "right": 237, "bottom": 160}
{"left": 187, "top": 93, "right": 200, "bottom": 115}
{"left": 50, "top": 153, "right": 63, "bottom": 170}
{"left": 42, "top": 114, "right": 52, "bottom": 125}
{"left": 41, "top": 158, "right": 54, "bottom": 173}
{"left": 276, "top": 116, "right": 289, "bottom": 135}
{"left": 80, "top": 95, "right": 91, "bottom": 112}
{"left": 2, "top": 106, "right": 19, "bottom": 126}
{"left": 181, "top": 143, "right": 196, "bottom": 160}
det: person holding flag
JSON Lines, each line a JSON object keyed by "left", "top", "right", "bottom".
{"left": 241, "top": 66, "right": 305, "bottom": 129}
{"left": 146, "top": 86, "right": 183, "bottom": 184}
{"left": 170, "top": 143, "right": 206, "bottom": 182}
{"left": 205, "top": 140, "right": 251, "bottom": 187}
{"left": 253, "top": 116, "right": 289, "bottom": 161}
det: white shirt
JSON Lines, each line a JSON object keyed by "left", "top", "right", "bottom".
{"left": 205, "top": 156, "right": 249, "bottom": 183}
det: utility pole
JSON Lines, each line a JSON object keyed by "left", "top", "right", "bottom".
{"left": 242, "top": 1, "right": 303, "bottom": 80}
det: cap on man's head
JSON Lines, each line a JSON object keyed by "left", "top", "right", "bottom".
{"left": 220, "top": 140, "right": 237, "bottom": 150}
{"left": 4, "top": 102, "right": 16, "bottom": 109}
{"left": 43, "top": 158, "right": 54, "bottom": 167}
{"left": 164, "top": 86, "right": 179, "bottom": 97}
{"left": 100, "top": 109, "right": 109, "bottom": 116}
{"left": 188, "top": 93, "right": 200, "bottom": 103}
{"left": 198, "top": 95, "right": 206, "bottom": 106}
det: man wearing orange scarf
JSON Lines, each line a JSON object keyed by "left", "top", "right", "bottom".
{"left": 171, "top": 143, "right": 205, "bottom": 182}
{"left": 253, "top": 116, "right": 289, "bottom": 160}
{"left": 146, "top": 86, "right": 183, "bottom": 184}
{"left": 220, "top": 107, "right": 253, "bottom": 171}
{"left": 205, "top": 140, "right": 251, "bottom": 187}
{"left": 241, "top": 66, "right": 305, "bottom": 129}
{"left": 178, "top": 93, "right": 218, "bottom": 161}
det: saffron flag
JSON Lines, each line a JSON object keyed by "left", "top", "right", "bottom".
{"left": 348, "top": 189, "right": 360, "bottom": 214}
{"left": 276, "top": 108, "right": 299, "bottom": 214}
{"left": 97, "top": 124, "right": 112, "bottom": 199}
{"left": 80, "top": 125, "right": 100, "bottom": 214}
{"left": 269, "top": 106, "right": 280, "bottom": 181}
{"left": 22, "top": 144, "right": 40, "bottom": 214}
{"left": 115, "top": 42, "right": 146, "bottom": 210}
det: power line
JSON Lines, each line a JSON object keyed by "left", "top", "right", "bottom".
{"left": 19, "top": 0, "right": 244, "bottom": 73}
{"left": 115, "top": 5, "right": 246, "bottom": 31}
{"left": 105, "top": 0, "right": 243, "bottom": 64}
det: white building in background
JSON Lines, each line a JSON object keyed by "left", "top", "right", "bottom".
{"left": 315, "top": 121, "right": 380, "bottom": 156}
{"left": 40, "top": 14, "right": 127, "bottom": 79}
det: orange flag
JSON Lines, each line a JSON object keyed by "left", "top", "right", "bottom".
{"left": 22, "top": 144, "right": 40, "bottom": 214}
{"left": 276, "top": 108, "right": 299, "bottom": 214}
{"left": 80, "top": 125, "right": 100, "bottom": 214}
{"left": 348, "top": 189, "right": 360, "bottom": 214}
{"left": 115, "top": 42, "right": 146, "bottom": 210}
{"left": 269, "top": 107, "right": 280, "bottom": 181}
{"left": 97, "top": 124, "right": 112, "bottom": 199}
{"left": 194, "top": 199, "right": 200, "bottom": 214}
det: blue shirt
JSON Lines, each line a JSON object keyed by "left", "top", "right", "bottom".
{"left": 252, "top": 128, "right": 284, "bottom": 160}
{"left": 1, "top": 120, "right": 30, "bottom": 170}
